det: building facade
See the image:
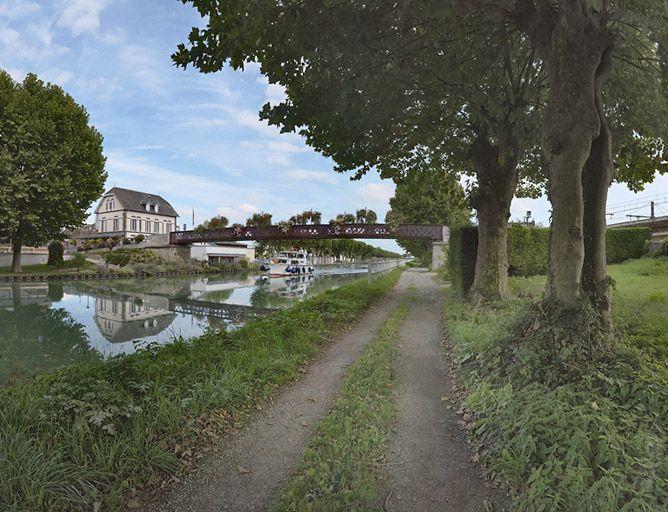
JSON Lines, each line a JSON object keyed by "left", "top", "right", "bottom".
{"left": 94, "top": 187, "right": 179, "bottom": 239}
{"left": 190, "top": 242, "right": 255, "bottom": 264}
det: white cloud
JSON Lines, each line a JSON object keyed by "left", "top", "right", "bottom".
{"left": 58, "top": 0, "right": 110, "bottom": 36}
{"left": 0, "top": 1, "right": 40, "bottom": 19}
{"left": 0, "top": 24, "right": 69, "bottom": 61}
{"left": 358, "top": 182, "right": 395, "bottom": 205}
{"left": 232, "top": 109, "right": 283, "bottom": 137}
{"left": 73, "top": 76, "right": 121, "bottom": 100}
{"left": 105, "top": 153, "right": 269, "bottom": 213}
{"left": 119, "top": 45, "right": 163, "bottom": 92}
{"left": 267, "top": 141, "right": 307, "bottom": 153}
{"left": 287, "top": 169, "right": 338, "bottom": 185}
{"left": 216, "top": 203, "right": 259, "bottom": 223}
{"left": 256, "top": 74, "right": 287, "bottom": 104}
{"left": 42, "top": 69, "right": 74, "bottom": 85}
{"left": 176, "top": 118, "right": 226, "bottom": 129}
{"left": 267, "top": 153, "right": 292, "bottom": 167}
{"left": 1, "top": 66, "right": 27, "bottom": 81}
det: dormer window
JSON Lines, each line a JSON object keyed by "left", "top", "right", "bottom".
{"left": 149, "top": 203, "right": 156, "bottom": 213}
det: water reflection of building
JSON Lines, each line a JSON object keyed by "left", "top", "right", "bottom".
{"left": 94, "top": 295, "right": 176, "bottom": 343}
{"left": 0, "top": 283, "right": 50, "bottom": 309}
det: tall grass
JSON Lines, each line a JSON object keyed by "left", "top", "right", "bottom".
{"left": 445, "top": 257, "right": 668, "bottom": 511}
{"left": 0, "top": 270, "right": 401, "bottom": 511}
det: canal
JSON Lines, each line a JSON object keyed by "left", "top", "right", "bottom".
{"left": 0, "top": 264, "right": 398, "bottom": 384}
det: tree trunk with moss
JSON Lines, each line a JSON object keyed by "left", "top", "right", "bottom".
{"left": 582, "top": 48, "right": 615, "bottom": 329}
{"left": 541, "top": 8, "right": 613, "bottom": 311}
{"left": 469, "top": 137, "right": 518, "bottom": 302}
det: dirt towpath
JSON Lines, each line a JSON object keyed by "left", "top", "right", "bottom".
{"left": 380, "top": 268, "right": 496, "bottom": 511}
{"left": 152, "top": 271, "right": 413, "bottom": 512}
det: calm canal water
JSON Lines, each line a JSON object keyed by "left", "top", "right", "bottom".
{"left": 0, "top": 265, "right": 392, "bottom": 384}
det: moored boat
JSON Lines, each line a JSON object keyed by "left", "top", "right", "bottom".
{"left": 259, "top": 250, "right": 314, "bottom": 277}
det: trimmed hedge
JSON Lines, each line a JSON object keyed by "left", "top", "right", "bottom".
{"left": 507, "top": 224, "right": 550, "bottom": 276}
{"left": 447, "top": 226, "right": 478, "bottom": 294}
{"left": 448, "top": 224, "right": 651, "bottom": 293}
{"left": 606, "top": 227, "right": 652, "bottom": 263}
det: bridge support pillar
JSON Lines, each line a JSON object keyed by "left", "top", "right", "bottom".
{"left": 431, "top": 226, "right": 450, "bottom": 269}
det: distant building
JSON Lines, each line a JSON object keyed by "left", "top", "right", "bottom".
{"left": 191, "top": 242, "right": 255, "bottom": 264}
{"left": 94, "top": 187, "right": 179, "bottom": 239}
{"left": 609, "top": 215, "right": 668, "bottom": 250}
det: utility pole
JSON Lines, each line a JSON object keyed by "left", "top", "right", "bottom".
{"left": 651, "top": 201, "right": 655, "bottom": 219}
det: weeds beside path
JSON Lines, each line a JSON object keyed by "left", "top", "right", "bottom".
{"left": 445, "top": 257, "right": 668, "bottom": 511}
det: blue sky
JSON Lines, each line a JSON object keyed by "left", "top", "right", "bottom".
{"left": 1, "top": 0, "right": 667, "bottom": 252}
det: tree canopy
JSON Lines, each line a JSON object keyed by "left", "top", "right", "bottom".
{"left": 0, "top": 71, "right": 106, "bottom": 272}
{"left": 195, "top": 214, "right": 229, "bottom": 232}
{"left": 175, "top": 0, "right": 668, "bottom": 334}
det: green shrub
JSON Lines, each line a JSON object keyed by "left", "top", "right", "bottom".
{"left": 447, "top": 226, "right": 477, "bottom": 294}
{"left": 134, "top": 235, "right": 145, "bottom": 243}
{"left": 653, "top": 239, "right": 668, "bottom": 258}
{"left": 606, "top": 227, "right": 651, "bottom": 263}
{"left": 507, "top": 224, "right": 549, "bottom": 276}
{"left": 104, "top": 251, "right": 131, "bottom": 267}
{"left": 449, "top": 225, "right": 651, "bottom": 292}
{"left": 444, "top": 285, "right": 668, "bottom": 511}
{"left": 71, "top": 253, "right": 87, "bottom": 271}
{"left": 47, "top": 241, "right": 64, "bottom": 266}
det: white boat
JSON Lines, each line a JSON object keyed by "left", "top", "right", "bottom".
{"left": 259, "top": 250, "right": 314, "bottom": 277}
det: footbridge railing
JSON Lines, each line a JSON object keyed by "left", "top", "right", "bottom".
{"left": 170, "top": 224, "right": 446, "bottom": 245}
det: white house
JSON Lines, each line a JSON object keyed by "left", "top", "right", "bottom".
{"left": 94, "top": 187, "right": 179, "bottom": 239}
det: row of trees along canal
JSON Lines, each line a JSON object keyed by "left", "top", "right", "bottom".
{"left": 175, "top": 1, "right": 668, "bottom": 344}
{"left": 195, "top": 210, "right": 403, "bottom": 260}
{"left": 0, "top": 72, "right": 107, "bottom": 273}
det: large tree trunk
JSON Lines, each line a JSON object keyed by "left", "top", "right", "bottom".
{"left": 542, "top": 8, "right": 612, "bottom": 309}
{"left": 582, "top": 49, "right": 615, "bottom": 328}
{"left": 10, "top": 239, "right": 22, "bottom": 273}
{"left": 469, "top": 138, "right": 518, "bottom": 302}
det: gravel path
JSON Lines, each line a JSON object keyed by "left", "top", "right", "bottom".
{"left": 380, "top": 268, "right": 496, "bottom": 511}
{"left": 151, "top": 272, "right": 413, "bottom": 512}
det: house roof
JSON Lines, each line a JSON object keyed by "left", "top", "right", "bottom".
{"left": 100, "top": 187, "right": 179, "bottom": 217}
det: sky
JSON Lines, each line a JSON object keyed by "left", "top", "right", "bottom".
{"left": 1, "top": 0, "right": 667, "bottom": 252}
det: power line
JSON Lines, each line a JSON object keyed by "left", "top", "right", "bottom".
{"left": 607, "top": 199, "right": 668, "bottom": 219}
{"left": 607, "top": 192, "right": 668, "bottom": 210}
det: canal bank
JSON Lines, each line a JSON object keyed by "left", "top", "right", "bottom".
{"left": 0, "top": 265, "right": 398, "bottom": 384}
{"left": 0, "top": 269, "right": 402, "bottom": 511}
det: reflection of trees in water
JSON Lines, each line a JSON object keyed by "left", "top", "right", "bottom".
{"left": 249, "top": 275, "right": 361, "bottom": 308}
{"left": 47, "top": 282, "right": 64, "bottom": 302}
{"left": 0, "top": 304, "right": 99, "bottom": 384}
{"left": 249, "top": 282, "right": 291, "bottom": 309}
{"left": 197, "top": 289, "right": 234, "bottom": 303}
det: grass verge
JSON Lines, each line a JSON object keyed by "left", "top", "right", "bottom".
{"left": 0, "top": 269, "right": 401, "bottom": 511}
{"left": 0, "top": 259, "right": 94, "bottom": 275}
{"left": 276, "top": 303, "right": 408, "bottom": 511}
{"left": 445, "top": 257, "right": 668, "bottom": 511}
